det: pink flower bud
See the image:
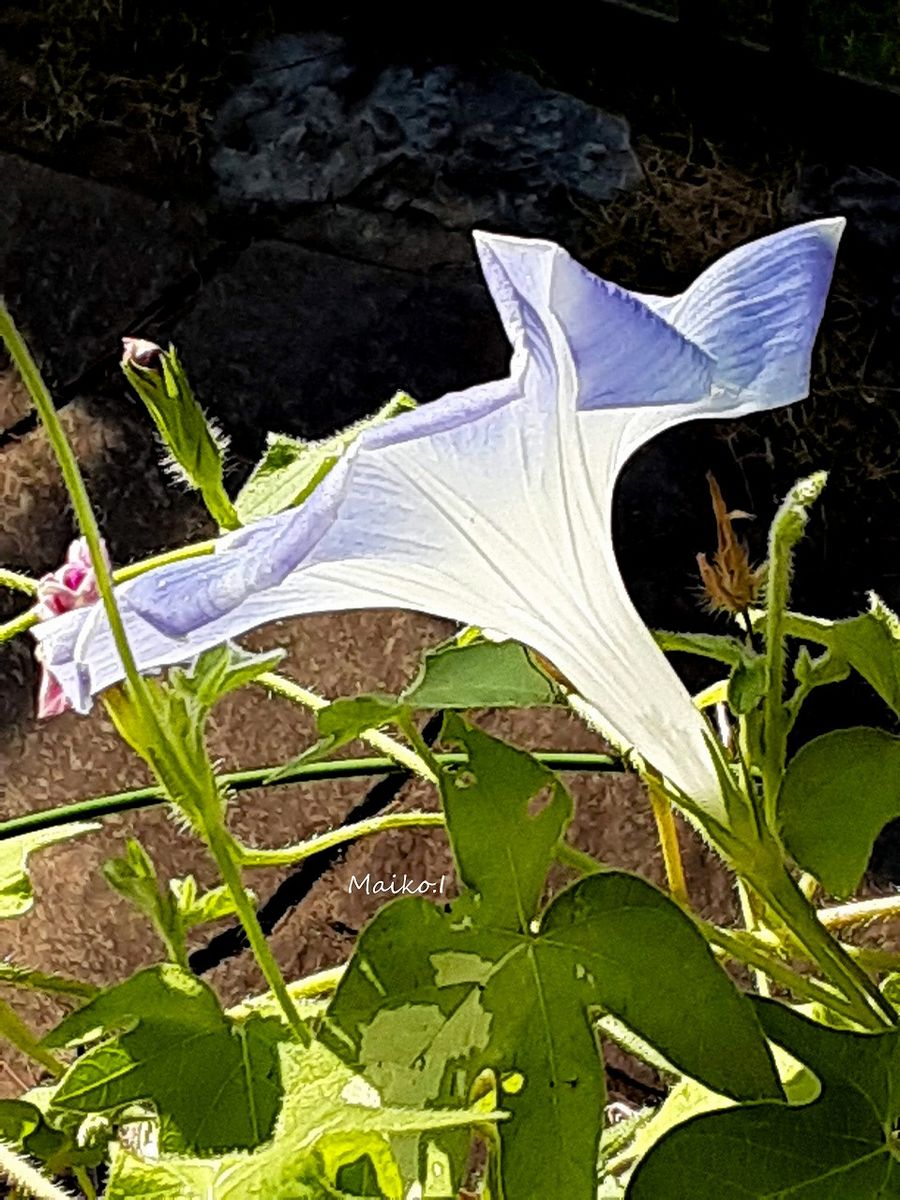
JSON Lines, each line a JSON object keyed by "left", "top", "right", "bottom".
{"left": 122, "top": 337, "right": 163, "bottom": 370}
{"left": 34, "top": 538, "right": 108, "bottom": 718}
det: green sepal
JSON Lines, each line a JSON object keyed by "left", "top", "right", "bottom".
{"left": 123, "top": 345, "right": 239, "bottom": 530}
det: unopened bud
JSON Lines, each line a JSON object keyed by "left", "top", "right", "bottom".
{"left": 122, "top": 336, "right": 163, "bottom": 371}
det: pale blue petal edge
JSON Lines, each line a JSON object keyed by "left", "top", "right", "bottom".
{"left": 475, "top": 231, "right": 716, "bottom": 410}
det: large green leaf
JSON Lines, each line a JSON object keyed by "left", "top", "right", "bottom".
{"left": 235, "top": 392, "right": 416, "bottom": 523}
{"left": 439, "top": 712, "right": 572, "bottom": 929}
{"left": 44, "top": 965, "right": 288, "bottom": 1153}
{"left": 780, "top": 727, "right": 900, "bottom": 897}
{"left": 105, "top": 1039, "right": 500, "bottom": 1200}
{"left": 627, "top": 999, "right": 900, "bottom": 1198}
{"left": 326, "top": 721, "right": 781, "bottom": 1200}
{"left": 403, "top": 638, "right": 561, "bottom": 708}
{"left": 0, "top": 822, "right": 98, "bottom": 918}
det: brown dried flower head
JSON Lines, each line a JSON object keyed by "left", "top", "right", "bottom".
{"left": 697, "top": 473, "right": 766, "bottom": 615}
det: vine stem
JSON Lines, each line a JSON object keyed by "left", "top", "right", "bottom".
{"left": 0, "top": 607, "right": 40, "bottom": 644}
{"left": 0, "top": 303, "right": 307, "bottom": 1042}
{"left": 761, "top": 474, "right": 827, "bottom": 832}
{"left": 758, "top": 865, "right": 897, "bottom": 1029}
{"left": 737, "top": 879, "right": 771, "bottom": 997}
{"left": 229, "top": 965, "right": 346, "bottom": 1020}
{"left": 239, "top": 811, "right": 445, "bottom": 868}
{"left": 257, "top": 672, "right": 438, "bottom": 782}
{"left": 0, "top": 568, "right": 37, "bottom": 595}
{"left": 0, "top": 963, "right": 99, "bottom": 1002}
{"left": 819, "top": 893, "right": 900, "bottom": 931}
{"left": 761, "top": 509, "right": 792, "bottom": 829}
{"left": 0, "top": 300, "right": 146, "bottom": 706}
{"left": 0, "top": 753, "right": 618, "bottom": 842}
{"left": 647, "top": 783, "right": 689, "bottom": 906}
{"left": 697, "top": 922, "right": 861, "bottom": 1025}
{"left": 0, "top": 998, "right": 65, "bottom": 1078}
{"left": 203, "top": 820, "right": 310, "bottom": 1045}
{"left": 0, "top": 1141, "right": 74, "bottom": 1200}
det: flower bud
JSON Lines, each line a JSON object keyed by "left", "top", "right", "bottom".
{"left": 121, "top": 336, "right": 163, "bottom": 371}
{"left": 34, "top": 538, "right": 109, "bottom": 718}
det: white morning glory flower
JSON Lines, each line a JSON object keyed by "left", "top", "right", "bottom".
{"left": 32, "top": 220, "right": 843, "bottom": 821}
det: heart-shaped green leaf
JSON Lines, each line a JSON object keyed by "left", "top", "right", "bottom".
{"left": 780, "top": 727, "right": 900, "bottom": 897}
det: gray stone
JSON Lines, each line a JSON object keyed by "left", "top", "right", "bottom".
{"left": 212, "top": 33, "right": 640, "bottom": 239}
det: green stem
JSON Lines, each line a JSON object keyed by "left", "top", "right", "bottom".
{"left": 698, "top": 922, "right": 862, "bottom": 1023}
{"left": 737, "top": 879, "right": 771, "bottom": 996}
{"left": 73, "top": 1166, "right": 98, "bottom": 1200}
{"left": 0, "top": 752, "right": 618, "bottom": 842}
{"left": 399, "top": 714, "right": 445, "bottom": 782}
{"left": 850, "top": 945, "right": 900, "bottom": 972}
{"left": 0, "top": 607, "right": 39, "bottom": 644}
{"left": 229, "top": 965, "right": 346, "bottom": 1019}
{"left": 258, "top": 672, "right": 438, "bottom": 783}
{"left": 647, "top": 783, "right": 689, "bottom": 906}
{"left": 555, "top": 839, "right": 605, "bottom": 876}
{"left": 758, "top": 866, "right": 897, "bottom": 1029}
{"left": 0, "top": 304, "right": 307, "bottom": 1044}
{"left": 0, "top": 301, "right": 146, "bottom": 706}
{"left": 0, "top": 998, "right": 65, "bottom": 1078}
{"left": 0, "top": 569, "right": 37, "bottom": 596}
{"left": 819, "top": 893, "right": 900, "bottom": 932}
{"left": 761, "top": 532, "right": 791, "bottom": 830}
{"left": 238, "top": 811, "right": 445, "bottom": 867}
{"left": 0, "top": 1142, "right": 73, "bottom": 1200}
{"left": 203, "top": 820, "right": 310, "bottom": 1045}
{"left": 760, "top": 473, "right": 828, "bottom": 831}
{"left": 114, "top": 539, "right": 216, "bottom": 582}
{"left": 0, "top": 963, "right": 99, "bottom": 1002}
{"left": 286, "top": 964, "right": 345, "bottom": 999}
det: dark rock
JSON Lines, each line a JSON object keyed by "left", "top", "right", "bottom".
{"left": 170, "top": 239, "right": 509, "bottom": 447}
{"left": 0, "top": 153, "right": 209, "bottom": 391}
{"left": 212, "top": 33, "right": 640, "bottom": 244}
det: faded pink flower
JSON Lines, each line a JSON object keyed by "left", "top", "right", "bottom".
{"left": 34, "top": 538, "right": 108, "bottom": 718}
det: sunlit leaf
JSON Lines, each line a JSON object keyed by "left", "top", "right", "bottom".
{"left": 326, "top": 723, "right": 781, "bottom": 1200}
{"left": 627, "top": 999, "right": 900, "bottom": 1198}
{"left": 780, "top": 727, "right": 900, "bottom": 897}
{"left": 0, "top": 823, "right": 99, "bottom": 919}
{"left": 44, "top": 965, "right": 288, "bottom": 1153}
{"left": 104, "top": 1039, "right": 500, "bottom": 1200}
{"left": 235, "top": 392, "right": 416, "bottom": 523}
{"left": 403, "top": 638, "right": 561, "bottom": 709}
{"left": 439, "top": 713, "right": 572, "bottom": 929}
